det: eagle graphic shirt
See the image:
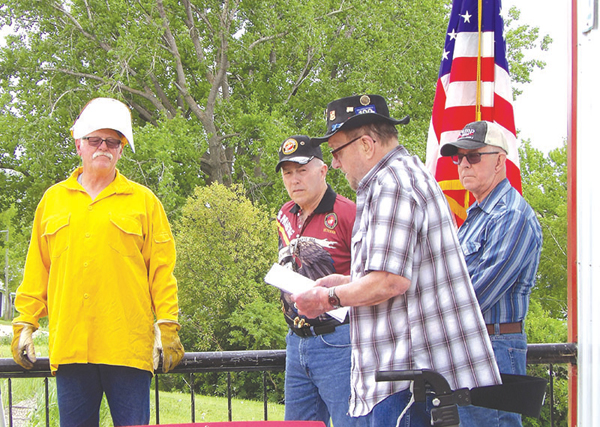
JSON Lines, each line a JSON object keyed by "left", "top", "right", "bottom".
{"left": 276, "top": 186, "right": 356, "bottom": 328}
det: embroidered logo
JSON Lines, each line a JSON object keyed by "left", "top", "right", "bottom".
{"left": 324, "top": 213, "right": 338, "bottom": 230}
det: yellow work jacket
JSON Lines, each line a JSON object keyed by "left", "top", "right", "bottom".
{"left": 14, "top": 168, "right": 179, "bottom": 374}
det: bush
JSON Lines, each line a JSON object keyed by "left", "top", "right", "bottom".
{"left": 174, "top": 183, "right": 285, "bottom": 401}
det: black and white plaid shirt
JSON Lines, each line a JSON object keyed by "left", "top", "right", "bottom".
{"left": 348, "top": 146, "right": 501, "bottom": 416}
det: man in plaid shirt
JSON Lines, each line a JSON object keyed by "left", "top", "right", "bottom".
{"left": 293, "top": 95, "right": 501, "bottom": 427}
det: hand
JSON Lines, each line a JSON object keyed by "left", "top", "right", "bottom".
{"left": 155, "top": 320, "right": 185, "bottom": 373}
{"left": 12, "top": 322, "right": 37, "bottom": 369}
{"left": 292, "top": 286, "right": 330, "bottom": 319}
{"left": 314, "top": 274, "right": 351, "bottom": 288}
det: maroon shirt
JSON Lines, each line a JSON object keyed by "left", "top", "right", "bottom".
{"left": 276, "top": 185, "right": 356, "bottom": 328}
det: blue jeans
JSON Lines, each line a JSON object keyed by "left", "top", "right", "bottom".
{"left": 458, "top": 332, "right": 527, "bottom": 427}
{"left": 285, "top": 323, "right": 367, "bottom": 426}
{"left": 56, "top": 364, "right": 152, "bottom": 427}
{"left": 354, "top": 388, "right": 434, "bottom": 427}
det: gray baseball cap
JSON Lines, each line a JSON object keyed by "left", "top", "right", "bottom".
{"left": 440, "top": 121, "right": 509, "bottom": 157}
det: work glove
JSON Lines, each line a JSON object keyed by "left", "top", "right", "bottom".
{"left": 153, "top": 320, "right": 185, "bottom": 373}
{"left": 12, "top": 322, "right": 37, "bottom": 369}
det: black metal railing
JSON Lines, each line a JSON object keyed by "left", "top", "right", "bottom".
{"left": 0, "top": 343, "right": 577, "bottom": 427}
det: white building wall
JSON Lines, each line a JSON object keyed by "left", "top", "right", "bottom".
{"left": 576, "top": 1, "right": 600, "bottom": 425}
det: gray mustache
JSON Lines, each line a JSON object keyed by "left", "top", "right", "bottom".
{"left": 92, "top": 152, "right": 113, "bottom": 161}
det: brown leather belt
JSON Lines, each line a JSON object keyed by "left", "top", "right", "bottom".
{"left": 486, "top": 321, "right": 523, "bottom": 335}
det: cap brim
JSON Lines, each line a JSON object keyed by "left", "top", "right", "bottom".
{"left": 312, "top": 114, "right": 410, "bottom": 144}
{"left": 275, "top": 156, "right": 315, "bottom": 172}
{"left": 440, "top": 140, "right": 487, "bottom": 157}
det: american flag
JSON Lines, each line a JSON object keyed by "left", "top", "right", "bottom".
{"left": 425, "top": 0, "right": 521, "bottom": 226}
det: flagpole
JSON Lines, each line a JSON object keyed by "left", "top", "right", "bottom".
{"left": 476, "top": 0, "right": 483, "bottom": 121}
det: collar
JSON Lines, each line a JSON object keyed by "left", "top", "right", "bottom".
{"left": 289, "top": 184, "right": 337, "bottom": 214}
{"left": 467, "top": 178, "right": 512, "bottom": 215}
{"left": 62, "top": 167, "right": 134, "bottom": 196}
{"left": 357, "top": 145, "right": 407, "bottom": 193}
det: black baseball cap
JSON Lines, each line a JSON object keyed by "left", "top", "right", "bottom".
{"left": 312, "top": 94, "right": 410, "bottom": 144}
{"left": 275, "top": 135, "right": 323, "bottom": 172}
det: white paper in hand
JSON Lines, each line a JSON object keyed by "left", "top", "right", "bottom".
{"left": 264, "top": 263, "right": 349, "bottom": 322}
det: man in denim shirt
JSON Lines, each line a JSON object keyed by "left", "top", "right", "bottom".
{"left": 441, "top": 120, "right": 543, "bottom": 426}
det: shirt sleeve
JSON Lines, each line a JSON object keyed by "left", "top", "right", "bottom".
{"left": 145, "top": 196, "right": 179, "bottom": 322}
{"left": 466, "top": 208, "right": 541, "bottom": 314}
{"left": 13, "top": 198, "right": 50, "bottom": 328}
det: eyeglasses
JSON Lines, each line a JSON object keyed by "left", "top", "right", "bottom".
{"left": 451, "top": 151, "right": 500, "bottom": 165}
{"left": 82, "top": 136, "right": 122, "bottom": 149}
{"left": 331, "top": 135, "right": 374, "bottom": 159}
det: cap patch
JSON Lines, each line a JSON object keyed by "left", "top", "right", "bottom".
{"left": 360, "top": 95, "right": 371, "bottom": 105}
{"left": 355, "top": 105, "right": 377, "bottom": 115}
{"left": 458, "top": 127, "right": 476, "bottom": 139}
{"left": 282, "top": 138, "right": 299, "bottom": 155}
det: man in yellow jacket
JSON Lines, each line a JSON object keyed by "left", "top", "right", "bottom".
{"left": 11, "top": 97, "right": 184, "bottom": 427}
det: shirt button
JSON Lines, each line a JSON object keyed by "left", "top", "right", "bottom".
{"left": 85, "top": 233, "right": 91, "bottom": 238}
{"left": 83, "top": 261, "right": 89, "bottom": 267}
{"left": 84, "top": 293, "right": 89, "bottom": 299}
{"left": 88, "top": 206, "right": 93, "bottom": 211}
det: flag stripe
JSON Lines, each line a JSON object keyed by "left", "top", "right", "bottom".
{"left": 425, "top": 0, "right": 522, "bottom": 226}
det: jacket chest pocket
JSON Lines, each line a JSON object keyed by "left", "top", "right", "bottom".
{"left": 109, "top": 213, "right": 144, "bottom": 257}
{"left": 43, "top": 214, "right": 71, "bottom": 259}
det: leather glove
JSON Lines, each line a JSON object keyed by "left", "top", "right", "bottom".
{"left": 12, "top": 322, "right": 37, "bottom": 369}
{"left": 153, "top": 320, "right": 185, "bottom": 373}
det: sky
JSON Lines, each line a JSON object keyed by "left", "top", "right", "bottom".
{"left": 503, "top": 0, "right": 570, "bottom": 153}
{"left": 1, "top": 1, "right": 569, "bottom": 153}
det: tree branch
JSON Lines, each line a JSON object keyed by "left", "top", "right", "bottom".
{"left": 285, "top": 47, "right": 315, "bottom": 104}
{"left": 155, "top": 0, "right": 207, "bottom": 124}
{"left": 248, "top": 32, "right": 288, "bottom": 50}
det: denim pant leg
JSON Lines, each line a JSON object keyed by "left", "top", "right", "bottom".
{"left": 355, "top": 388, "right": 433, "bottom": 427}
{"left": 56, "top": 364, "right": 106, "bottom": 427}
{"left": 285, "top": 324, "right": 366, "bottom": 426}
{"left": 100, "top": 364, "right": 152, "bottom": 427}
{"left": 458, "top": 332, "right": 527, "bottom": 427}
{"left": 56, "top": 364, "right": 151, "bottom": 427}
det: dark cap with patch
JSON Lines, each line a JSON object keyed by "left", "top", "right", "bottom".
{"left": 312, "top": 94, "right": 410, "bottom": 144}
{"left": 275, "top": 135, "right": 323, "bottom": 172}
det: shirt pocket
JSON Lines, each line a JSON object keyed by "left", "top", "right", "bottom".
{"left": 461, "top": 241, "right": 481, "bottom": 258}
{"left": 109, "top": 213, "right": 144, "bottom": 257}
{"left": 43, "top": 214, "right": 71, "bottom": 259}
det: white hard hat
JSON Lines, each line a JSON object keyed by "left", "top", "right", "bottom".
{"left": 70, "top": 98, "right": 135, "bottom": 152}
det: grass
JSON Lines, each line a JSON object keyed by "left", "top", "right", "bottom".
{"left": 0, "top": 324, "right": 285, "bottom": 426}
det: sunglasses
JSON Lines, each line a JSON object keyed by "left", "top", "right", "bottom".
{"left": 451, "top": 151, "right": 500, "bottom": 165}
{"left": 82, "top": 136, "right": 122, "bottom": 149}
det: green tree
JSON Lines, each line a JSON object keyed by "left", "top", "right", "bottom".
{"left": 504, "top": 6, "right": 553, "bottom": 98}
{"left": 519, "top": 141, "right": 568, "bottom": 426}
{"left": 174, "top": 182, "right": 284, "bottom": 399}
{"left": 175, "top": 182, "right": 281, "bottom": 351}
{"left": 0, "top": 1, "right": 549, "bottom": 225}
{"left": 520, "top": 140, "right": 568, "bottom": 319}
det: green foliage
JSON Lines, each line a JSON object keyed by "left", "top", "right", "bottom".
{"left": 174, "top": 182, "right": 284, "bottom": 400}
{"left": 175, "top": 182, "right": 280, "bottom": 352}
{"left": 520, "top": 141, "right": 568, "bottom": 319}
{"left": 505, "top": 6, "right": 553, "bottom": 98}
{"left": 524, "top": 299, "right": 569, "bottom": 427}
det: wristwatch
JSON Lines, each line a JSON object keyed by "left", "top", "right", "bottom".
{"left": 328, "top": 287, "right": 342, "bottom": 309}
